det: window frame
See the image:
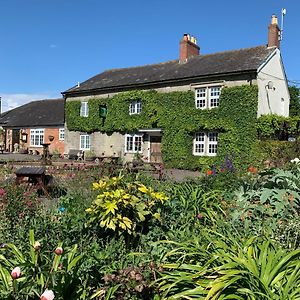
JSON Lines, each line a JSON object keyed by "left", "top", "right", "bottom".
{"left": 193, "top": 132, "right": 218, "bottom": 156}
{"left": 30, "top": 128, "right": 44, "bottom": 147}
{"left": 80, "top": 101, "right": 89, "bottom": 117}
{"left": 129, "top": 100, "right": 142, "bottom": 115}
{"left": 125, "top": 133, "right": 143, "bottom": 153}
{"left": 195, "top": 86, "right": 221, "bottom": 109}
{"left": 79, "top": 134, "right": 91, "bottom": 150}
{"left": 59, "top": 128, "right": 64, "bottom": 141}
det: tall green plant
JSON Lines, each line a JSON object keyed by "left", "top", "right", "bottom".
{"left": 156, "top": 235, "right": 300, "bottom": 300}
{"left": 0, "top": 230, "right": 84, "bottom": 299}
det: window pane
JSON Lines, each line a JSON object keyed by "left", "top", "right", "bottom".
{"left": 80, "top": 102, "right": 88, "bottom": 117}
{"left": 208, "top": 132, "right": 218, "bottom": 155}
{"left": 194, "top": 132, "right": 205, "bottom": 154}
{"left": 209, "top": 144, "right": 218, "bottom": 154}
{"left": 209, "top": 87, "right": 221, "bottom": 108}
{"left": 195, "top": 132, "right": 205, "bottom": 141}
{"left": 208, "top": 132, "right": 218, "bottom": 141}
{"left": 134, "top": 136, "right": 142, "bottom": 152}
{"left": 129, "top": 100, "right": 142, "bottom": 115}
{"left": 59, "top": 128, "right": 64, "bottom": 140}
{"left": 126, "top": 136, "right": 133, "bottom": 151}
{"left": 195, "top": 88, "right": 206, "bottom": 109}
{"left": 80, "top": 135, "right": 90, "bottom": 150}
{"left": 30, "top": 129, "right": 44, "bottom": 146}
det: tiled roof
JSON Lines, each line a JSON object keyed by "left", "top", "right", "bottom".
{"left": 0, "top": 99, "right": 64, "bottom": 127}
{"left": 63, "top": 45, "right": 275, "bottom": 95}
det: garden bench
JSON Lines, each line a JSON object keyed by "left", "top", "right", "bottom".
{"left": 67, "top": 149, "right": 83, "bottom": 160}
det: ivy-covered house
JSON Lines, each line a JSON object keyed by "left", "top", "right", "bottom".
{"left": 62, "top": 15, "right": 289, "bottom": 169}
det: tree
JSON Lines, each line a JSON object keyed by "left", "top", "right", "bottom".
{"left": 289, "top": 85, "right": 300, "bottom": 116}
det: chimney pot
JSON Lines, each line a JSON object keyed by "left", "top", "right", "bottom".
{"left": 179, "top": 33, "right": 200, "bottom": 62}
{"left": 271, "top": 14, "right": 278, "bottom": 25}
{"left": 268, "top": 14, "right": 280, "bottom": 48}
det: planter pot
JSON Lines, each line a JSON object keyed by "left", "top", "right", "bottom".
{"left": 85, "top": 156, "right": 96, "bottom": 161}
{"left": 19, "top": 149, "right": 28, "bottom": 154}
{"left": 48, "top": 135, "right": 55, "bottom": 142}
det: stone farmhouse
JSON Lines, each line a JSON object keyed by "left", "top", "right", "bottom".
{"left": 62, "top": 15, "right": 289, "bottom": 167}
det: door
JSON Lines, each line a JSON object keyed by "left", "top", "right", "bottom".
{"left": 12, "top": 129, "right": 20, "bottom": 152}
{"left": 150, "top": 136, "right": 162, "bottom": 163}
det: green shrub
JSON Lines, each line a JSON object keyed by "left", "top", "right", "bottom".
{"left": 86, "top": 175, "right": 168, "bottom": 235}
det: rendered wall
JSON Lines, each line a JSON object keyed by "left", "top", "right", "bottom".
{"left": 257, "top": 49, "right": 290, "bottom": 117}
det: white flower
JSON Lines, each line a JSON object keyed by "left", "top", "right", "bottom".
{"left": 40, "top": 289, "right": 55, "bottom": 300}
{"left": 291, "top": 158, "right": 300, "bottom": 164}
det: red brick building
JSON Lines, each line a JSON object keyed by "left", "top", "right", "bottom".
{"left": 0, "top": 99, "right": 65, "bottom": 155}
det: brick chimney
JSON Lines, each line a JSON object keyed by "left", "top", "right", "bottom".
{"left": 179, "top": 33, "right": 200, "bottom": 62}
{"left": 268, "top": 14, "right": 280, "bottom": 48}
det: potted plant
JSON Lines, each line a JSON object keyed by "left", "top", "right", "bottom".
{"left": 51, "top": 149, "right": 61, "bottom": 159}
{"left": 84, "top": 150, "right": 96, "bottom": 161}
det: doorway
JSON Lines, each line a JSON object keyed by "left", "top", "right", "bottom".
{"left": 150, "top": 136, "right": 162, "bottom": 163}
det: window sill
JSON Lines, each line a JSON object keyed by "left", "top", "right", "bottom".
{"left": 193, "top": 153, "right": 217, "bottom": 157}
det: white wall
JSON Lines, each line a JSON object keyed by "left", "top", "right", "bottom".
{"left": 257, "top": 48, "right": 290, "bottom": 117}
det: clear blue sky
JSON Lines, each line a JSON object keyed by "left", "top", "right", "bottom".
{"left": 0, "top": 0, "right": 299, "bottom": 111}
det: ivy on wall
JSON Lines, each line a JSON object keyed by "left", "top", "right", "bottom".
{"left": 257, "top": 114, "right": 300, "bottom": 140}
{"left": 65, "top": 86, "right": 259, "bottom": 170}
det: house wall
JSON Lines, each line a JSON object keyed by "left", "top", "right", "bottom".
{"left": 4, "top": 127, "right": 64, "bottom": 155}
{"left": 257, "top": 49, "right": 290, "bottom": 117}
{"left": 64, "top": 74, "right": 256, "bottom": 159}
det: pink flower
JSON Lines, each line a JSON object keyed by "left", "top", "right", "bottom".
{"left": 0, "top": 188, "right": 6, "bottom": 197}
{"left": 23, "top": 191, "right": 30, "bottom": 197}
{"left": 54, "top": 247, "right": 63, "bottom": 255}
{"left": 197, "top": 213, "right": 203, "bottom": 220}
{"left": 40, "top": 289, "right": 55, "bottom": 300}
{"left": 11, "top": 267, "right": 21, "bottom": 279}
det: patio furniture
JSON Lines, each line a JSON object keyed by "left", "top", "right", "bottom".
{"left": 15, "top": 166, "right": 49, "bottom": 195}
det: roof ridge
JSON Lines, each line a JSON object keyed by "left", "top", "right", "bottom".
{"left": 101, "top": 45, "right": 267, "bottom": 73}
{"left": 103, "top": 59, "right": 178, "bottom": 73}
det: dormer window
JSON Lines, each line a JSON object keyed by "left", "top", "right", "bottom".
{"left": 195, "top": 86, "right": 221, "bottom": 109}
{"left": 80, "top": 102, "right": 89, "bottom": 117}
{"left": 129, "top": 100, "right": 142, "bottom": 115}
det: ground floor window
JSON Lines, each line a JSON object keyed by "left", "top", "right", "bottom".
{"left": 30, "top": 129, "right": 44, "bottom": 146}
{"left": 125, "top": 134, "right": 143, "bottom": 153}
{"left": 193, "top": 132, "right": 218, "bottom": 156}
{"left": 80, "top": 134, "right": 90, "bottom": 150}
{"left": 59, "top": 128, "right": 64, "bottom": 140}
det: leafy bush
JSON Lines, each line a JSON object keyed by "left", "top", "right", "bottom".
{"left": 86, "top": 175, "right": 168, "bottom": 235}
{"left": 230, "top": 167, "right": 300, "bottom": 235}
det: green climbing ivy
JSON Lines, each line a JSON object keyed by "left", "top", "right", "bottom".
{"left": 65, "top": 86, "right": 259, "bottom": 170}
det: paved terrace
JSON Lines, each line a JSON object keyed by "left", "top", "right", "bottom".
{"left": 0, "top": 153, "right": 200, "bottom": 182}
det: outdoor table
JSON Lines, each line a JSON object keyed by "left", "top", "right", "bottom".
{"left": 15, "top": 166, "right": 46, "bottom": 190}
